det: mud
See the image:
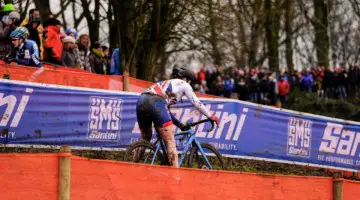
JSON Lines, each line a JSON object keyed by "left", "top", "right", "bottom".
{"left": 34, "top": 129, "right": 42, "bottom": 137}
{"left": 1, "top": 128, "right": 9, "bottom": 137}
{"left": 158, "top": 125, "right": 178, "bottom": 167}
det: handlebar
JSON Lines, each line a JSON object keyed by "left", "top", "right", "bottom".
{"left": 177, "top": 118, "right": 215, "bottom": 141}
{"left": 186, "top": 118, "right": 215, "bottom": 132}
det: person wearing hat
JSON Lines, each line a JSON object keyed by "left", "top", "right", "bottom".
{"left": 43, "top": 18, "right": 62, "bottom": 65}
{"left": 0, "top": 11, "right": 20, "bottom": 56}
{"left": 66, "top": 28, "right": 78, "bottom": 39}
{"left": 5, "top": 26, "right": 42, "bottom": 67}
{"left": 0, "top": 3, "right": 14, "bottom": 20}
{"left": 61, "top": 36, "right": 80, "bottom": 68}
{"left": 88, "top": 41, "right": 106, "bottom": 74}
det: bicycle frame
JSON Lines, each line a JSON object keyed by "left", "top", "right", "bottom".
{"left": 151, "top": 129, "right": 214, "bottom": 169}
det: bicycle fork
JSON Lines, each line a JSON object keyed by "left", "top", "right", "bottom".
{"left": 180, "top": 137, "right": 213, "bottom": 169}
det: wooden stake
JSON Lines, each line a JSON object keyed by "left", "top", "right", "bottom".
{"left": 59, "top": 145, "right": 71, "bottom": 200}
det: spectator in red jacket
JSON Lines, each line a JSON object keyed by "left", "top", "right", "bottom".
{"left": 277, "top": 74, "right": 290, "bottom": 107}
{"left": 197, "top": 65, "right": 206, "bottom": 81}
{"left": 43, "top": 18, "right": 62, "bottom": 65}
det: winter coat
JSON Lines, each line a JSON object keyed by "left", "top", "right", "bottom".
{"left": 278, "top": 80, "right": 290, "bottom": 96}
{"left": 89, "top": 49, "right": 105, "bottom": 74}
{"left": 43, "top": 25, "right": 62, "bottom": 64}
{"left": 62, "top": 47, "right": 80, "bottom": 68}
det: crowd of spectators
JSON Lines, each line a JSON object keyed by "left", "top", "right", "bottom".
{"left": 193, "top": 65, "right": 360, "bottom": 107}
{"left": 1, "top": 3, "right": 360, "bottom": 107}
{"left": 0, "top": 3, "right": 121, "bottom": 75}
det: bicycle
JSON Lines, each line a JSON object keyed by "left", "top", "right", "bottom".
{"left": 124, "top": 118, "right": 226, "bottom": 170}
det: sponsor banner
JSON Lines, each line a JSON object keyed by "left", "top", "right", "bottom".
{"left": 1, "top": 80, "right": 360, "bottom": 171}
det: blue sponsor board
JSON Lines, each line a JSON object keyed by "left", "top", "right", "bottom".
{"left": 1, "top": 80, "right": 360, "bottom": 171}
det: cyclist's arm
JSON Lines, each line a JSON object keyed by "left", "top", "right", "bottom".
{"left": 183, "top": 83, "right": 212, "bottom": 118}
{"left": 169, "top": 111, "right": 182, "bottom": 127}
{"left": 16, "top": 52, "right": 31, "bottom": 66}
{"left": 17, "top": 48, "right": 42, "bottom": 67}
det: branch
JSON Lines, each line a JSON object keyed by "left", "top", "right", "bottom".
{"left": 54, "top": 0, "right": 72, "bottom": 19}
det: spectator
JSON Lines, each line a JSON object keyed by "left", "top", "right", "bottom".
{"left": 348, "top": 65, "right": 358, "bottom": 98}
{"left": 268, "top": 73, "right": 278, "bottom": 106}
{"left": 316, "top": 67, "right": 325, "bottom": 98}
{"left": 223, "top": 74, "right": 235, "bottom": 98}
{"left": 61, "top": 36, "right": 81, "bottom": 68}
{"left": 277, "top": 74, "right": 290, "bottom": 107}
{"left": 22, "top": 9, "right": 42, "bottom": 58}
{"left": 258, "top": 75, "right": 269, "bottom": 104}
{"left": 197, "top": 65, "right": 206, "bottom": 83}
{"left": 102, "top": 45, "right": 111, "bottom": 75}
{"left": 337, "top": 68, "right": 347, "bottom": 99}
{"left": 77, "top": 34, "right": 90, "bottom": 71}
{"left": 0, "top": 11, "right": 20, "bottom": 56}
{"left": 300, "top": 69, "right": 314, "bottom": 92}
{"left": 110, "top": 48, "right": 121, "bottom": 75}
{"left": 89, "top": 41, "right": 106, "bottom": 74}
{"left": 212, "top": 75, "right": 224, "bottom": 96}
{"left": 43, "top": 18, "right": 62, "bottom": 65}
{"left": 0, "top": 3, "right": 14, "bottom": 20}
{"left": 323, "top": 66, "right": 335, "bottom": 98}
{"left": 248, "top": 70, "right": 259, "bottom": 103}
{"left": 6, "top": 27, "right": 42, "bottom": 67}
{"left": 288, "top": 70, "right": 299, "bottom": 91}
{"left": 235, "top": 77, "right": 249, "bottom": 101}
{"left": 66, "top": 28, "right": 78, "bottom": 39}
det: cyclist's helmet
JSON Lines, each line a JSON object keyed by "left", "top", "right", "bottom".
{"left": 10, "top": 27, "right": 29, "bottom": 39}
{"left": 172, "top": 66, "right": 196, "bottom": 82}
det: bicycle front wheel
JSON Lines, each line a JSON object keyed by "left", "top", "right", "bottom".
{"left": 124, "top": 140, "right": 166, "bottom": 165}
{"left": 188, "top": 142, "right": 226, "bottom": 170}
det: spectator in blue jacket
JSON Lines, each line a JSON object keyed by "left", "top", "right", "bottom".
{"left": 223, "top": 73, "right": 235, "bottom": 98}
{"left": 110, "top": 48, "right": 121, "bottom": 75}
{"left": 300, "top": 69, "right": 314, "bottom": 92}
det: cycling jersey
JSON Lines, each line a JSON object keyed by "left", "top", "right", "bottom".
{"left": 143, "top": 79, "right": 212, "bottom": 118}
{"left": 26, "top": 39, "right": 40, "bottom": 57}
{"left": 9, "top": 40, "right": 42, "bottom": 67}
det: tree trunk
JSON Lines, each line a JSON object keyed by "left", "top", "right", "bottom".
{"left": 313, "top": 0, "right": 329, "bottom": 67}
{"left": 80, "top": 0, "right": 100, "bottom": 45}
{"left": 248, "top": 23, "right": 260, "bottom": 68}
{"left": 208, "top": 0, "right": 222, "bottom": 66}
{"left": 284, "top": 0, "right": 294, "bottom": 71}
{"left": 137, "top": 0, "right": 161, "bottom": 81}
{"left": 264, "top": 0, "right": 281, "bottom": 72}
{"left": 33, "top": 0, "right": 51, "bottom": 22}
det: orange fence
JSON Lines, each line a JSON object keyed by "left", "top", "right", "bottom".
{"left": 0, "top": 150, "right": 358, "bottom": 200}
{"left": 0, "top": 62, "right": 218, "bottom": 98}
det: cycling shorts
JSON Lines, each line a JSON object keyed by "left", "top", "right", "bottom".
{"left": 136, "top": 93, "right": 173, "bottom": 129}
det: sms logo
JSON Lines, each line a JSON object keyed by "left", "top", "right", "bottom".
{"left": 287, "top": 117, "right": 312, "bottom": 157}
{"left": 88, "top": 96, "right": 122, "bottom": 141}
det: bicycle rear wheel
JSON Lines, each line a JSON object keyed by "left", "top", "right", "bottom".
{"left": 124, "top": 140, "right": 166, "bottom": 165}
{"left": 188, "top": 142, "right": 226, "bottom": 170}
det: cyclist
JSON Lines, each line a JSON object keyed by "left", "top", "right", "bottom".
{"left": 5, "top": 27, "right": 42, "bottom": 67}
{"left": 136, "top": 66, "right": 219, "bottom": 167}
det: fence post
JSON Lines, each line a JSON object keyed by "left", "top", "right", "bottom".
{"left": 333, "top": 172, "right": 343, "bottom": 200}
{"left": 59, "top": 145, "right": 71, "bottom": 200}
{"left": 123, "top": 70, "right": 129, "bottom": 91}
